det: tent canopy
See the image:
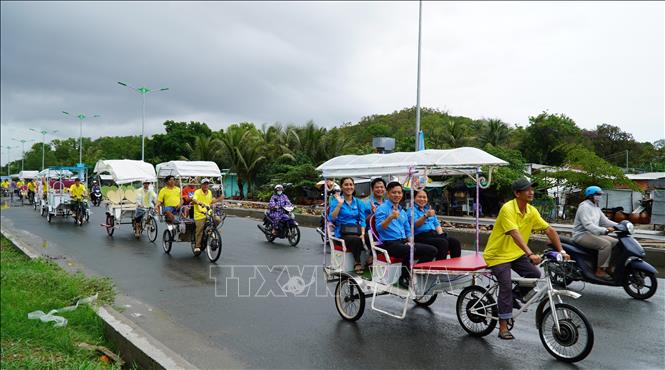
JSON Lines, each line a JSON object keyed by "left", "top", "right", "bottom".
{"left": 156, "top": 161, "right": 222, "bottom": 178}
{"left": 317, "top": 147, "right": 508, "bottom": 178}
{"left": 93, "top": 160, "right": 157, "bottom": 185}
{"left": 18, "top": 170, "right": 40, "bottom": 179}
{"left": 38, "top": 168, "right": 73, "bottom": 178}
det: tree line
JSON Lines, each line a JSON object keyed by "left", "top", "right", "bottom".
{"left": 4, "top": 107, "right": 663, "bottom": 200}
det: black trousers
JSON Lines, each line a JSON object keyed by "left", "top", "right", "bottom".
{"left": 381, "top": 239, "right": 437, "bottom": 278}
{"left": 414, "top": 231, "right": 462, "bottom": 260}
{"left": 340, "top": 235, "right": 364, "bottom": 263}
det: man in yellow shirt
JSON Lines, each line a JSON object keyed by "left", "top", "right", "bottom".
{"left": 68, "top": 177, "right": 88, "bottom": 215}
{"left": 191, "top": 178, "right": 223, "bottom": 253}
{"left": 484, "top": 178, "right": 565, "bottom": 340}
{"left": 27, "top": 180, "right": 36, "bottom": 204}
{"left": 156, "top": 175, "right": 181, "bottom": 223}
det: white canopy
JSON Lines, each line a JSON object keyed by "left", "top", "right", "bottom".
{"left": 156, "top": 161, "right": 222, "bottom": 178}
{"left": 93, "top": 159, "right": 157, "bottom": 185}
{"left": 317, "top": 147, "right": 508, "bottom": 178}
{"left": 38, "top": 168, "right": 73, "bottom": 178}
{"left": 18, "top": 170, "right": 40, "bottom": 179}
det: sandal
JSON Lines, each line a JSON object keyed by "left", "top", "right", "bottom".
{"left": 365, "top": 256, "right": 373, "bottom": 268}
{"left": 498, "top": 330, "right": 514, "bottom": 340}
{"left": 354, "top": 263, "right": 364, "bottom": 274}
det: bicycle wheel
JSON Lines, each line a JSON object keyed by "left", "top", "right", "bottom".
{"left": 146, "top": 216, "right": 158, "bottom": 243}
{"left": 456, "top": 285, "right": 498, "bottom": 337}
{"left": 539, "top": 303, "right": 594, "bottom": 363}
{"left": 162, "top": 229, "right": 172, "bottom": 254}
{"left": 413, "top": 294, "right": 438, "bottom": 307}
{"left": 205, "top": 228, "right": 222, "bottom": 263}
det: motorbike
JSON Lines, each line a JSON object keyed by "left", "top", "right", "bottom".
{"left": 257, "top": 205, "right": 301, "bottom": 246}
{"left": 91, "top": 187, "right": 103, "bottom": 207}
{"left": 550, "top": 220, "right": 658, "bottom": 300}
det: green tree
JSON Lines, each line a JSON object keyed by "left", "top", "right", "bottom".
{"left": 520, "top": 112, "right": 583, "bottom": 165}
{"left": 478, "top": 119, "right": 510, "bottom": 147}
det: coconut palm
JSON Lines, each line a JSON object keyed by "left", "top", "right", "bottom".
{"left": 180, "top": 136, "right": 224, "bottom": 162}
{"left": 479, "top": 119, "right": 510, "bottom": 147}
{"left": 219, "top": 123, "right": 266, "bottom": 199}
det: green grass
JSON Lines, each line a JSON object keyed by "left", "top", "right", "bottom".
{"left": 1, "top": 234, "right": 120, "bottom": 369}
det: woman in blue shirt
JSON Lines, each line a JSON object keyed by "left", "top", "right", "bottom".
{"left": 411, "top": 190, "right": 462, "bottom": 260}
{"left": 374, "top": 182, "right": 437, "bottom": 288}
{"left": 329, "top": 177, "right": 366, "bottom": 274}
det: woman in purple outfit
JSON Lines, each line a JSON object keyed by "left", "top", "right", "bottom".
{"left": 268, "top": 184, "right": 293, "bottom": 235}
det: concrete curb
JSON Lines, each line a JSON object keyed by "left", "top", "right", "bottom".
{"left": 1, "top": 228, "right": 198, "bottom": 370}
{"left": 223, "top": 207, "right": 665, "bottom": 272}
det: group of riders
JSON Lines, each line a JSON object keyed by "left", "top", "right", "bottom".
{"left": 1, "top": 177, "right": 87, "bottom": 214}
{"left": 322, "top": 175, "right": 622, "bottom": 341}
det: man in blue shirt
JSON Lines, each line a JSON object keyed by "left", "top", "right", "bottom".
{"left": 374, "top": 181, "right": 437, "bottom": 288}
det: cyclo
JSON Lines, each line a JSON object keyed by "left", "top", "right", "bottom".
{"left": 156, "top": 161, "right": 226, "bottom": 263}
{"left": 317, "top": 147, "right": 594, "bottom": 363}
{"left": 44, "top": 166, "right": 90, "bottom": 225}
{"left": 93, "top": 159, "right": 159, "bottom": 241}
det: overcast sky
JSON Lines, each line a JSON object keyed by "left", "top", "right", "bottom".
{"left": 1, "top": 1, "right": 663, "bottom": 165}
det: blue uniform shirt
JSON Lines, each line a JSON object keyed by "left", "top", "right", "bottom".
{"left": 329, "top": 197, "right": 366, "bottom": 238}
{"left": 363, "top": 195, "right": 385, "bottom": 218}
{"left": 374, "top": 201, "right": 411, "bottom": 241}
{"left": 411, "top": 204, "right": 441, "bottom": 235}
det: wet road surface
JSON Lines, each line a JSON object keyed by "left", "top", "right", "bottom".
{"left": 2, "top": 203, "right": 664, "bottom": 369}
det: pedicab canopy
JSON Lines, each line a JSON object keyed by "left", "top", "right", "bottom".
{"left": 93, "top": 160, "right": 157, "bottom": 185}
{"left": 38, "top": 168, "right": 73, "bottom": 179}
{"left": 316, "top": 147, "right": 508, "bottom": 178}
{"left": 18, "top": 170, "right": 40, "bottom": 180}
{"left": 156, "top": 161, "right": 222, "bottom": 179}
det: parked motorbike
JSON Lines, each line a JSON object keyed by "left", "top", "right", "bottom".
{"left": 91, "top": 188, "right": 103, "bottom": 207}
{"left": 550, "top": 220, "right": 658, "bottom": 300}
{"left": 257, "top": 205, "right": 301, "bottom": 246}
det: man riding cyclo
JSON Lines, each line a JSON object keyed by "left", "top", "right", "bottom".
{"left": 268, "top": 184, "right": 293, "bottom": 235}
{"left": 155, "top": 175, "right": 181, "bottom": 224}
{"left": 483, "top": 178, "right": 567, "bottom": 341}
{"left": 68, "top": 177, "right": 88, "bottom": 216}
{"left": 572, "top": 185, "right": 619, "bottom": 280}
{"left": 190, "top": 178, "right": 224, "bottom": 253}
{"left": 27, "top": 179, "right": 36, "bottom": 204}
{"left": 1, "top": 179, "right": 9, "bottom": 197}
{"left": 133, "top": 179, "right": 157, "bottom": 238}
{"left": 15, "top": 179, "right": 24, "bottom": 200}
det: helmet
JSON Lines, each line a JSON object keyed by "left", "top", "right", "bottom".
{"left": 584, "top": 186, "right": 603, "bottom": 198}
{"left": 274, "top": 184, "right": 284, "bottom": 191}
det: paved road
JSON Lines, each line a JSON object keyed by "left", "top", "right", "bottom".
{"left": 2, "top": 202, "right": 664, "bottom": 369}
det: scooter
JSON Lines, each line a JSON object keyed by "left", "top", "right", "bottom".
{"left": 551, "top": 220, "right": 658, "bottom": 300}
{"left": 91, "top": 188, "right": 103, "bottom": 207}
{"left": 257, "top": 205, "right": 301, "bottom": 246}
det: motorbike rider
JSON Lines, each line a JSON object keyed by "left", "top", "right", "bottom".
{"left": 268, "top": 184, "right": 293, "bottom": 236}
{"left": 91, "top": 180, "right": 102, "bottom": 204}
{"left": 483, "top": 178, "right": 566, "bottom": 340}
{"left": 191, "top": 178, "right": 224, "bottom": 253}
{"left": 572, "top": 186, "right": 618, "bottom": 280}
{"left": 133, "top": 179, "right": 157, "bottom": 238}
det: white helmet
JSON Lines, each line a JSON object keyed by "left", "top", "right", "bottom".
{"left": 275, "top": 184, "right": 284, "bottom": 191}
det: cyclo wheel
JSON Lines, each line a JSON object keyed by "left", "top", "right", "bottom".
{"left": 146, "top": 216, "right": 158, "bottom": 243}
{"left": 106, "top": 215, "right": 115, "bottom": 236}
{"left": 287, "top": 225, "right": 300, "bottom": 247}
{"left": 334, "top": 277, "right": 365, "bottom": 321}
{"left": 456, "top": 285, "right": 498, "bottom": 337}
{"left": 413, "top": 294, "right": 438, "bottom": 307}
{"left": 205, "top": 228, "right": 222, "bottom": 263}
{"left": 538, "top": 303, "right": 594, "bottom": 363}
{"left": 162, "top": 229, "right": 173, "bottom": 254}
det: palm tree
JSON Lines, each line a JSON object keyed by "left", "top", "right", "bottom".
{"left": 479, "top": 119, "right": 510, "bottom": 147}
{"left": 443, "top": 120, "right": 471, "bottom": 148}
{"left": 180, "top": 136, "right": 224, "bottom": 162}
{"left": 258, "top": 123, "right": 296, "bottom": 162}
{"left": 219, "top": 123, "right": 267, "bottom": 199}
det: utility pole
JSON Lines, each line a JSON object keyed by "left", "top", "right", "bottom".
{"left": 625, "top": 150, "right": 628, "bottom": 171}
{"left": 414, "top": 0, "right": 423, "bottom": 152}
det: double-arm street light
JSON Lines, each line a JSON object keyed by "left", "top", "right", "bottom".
{"left": 1, "top": 145, "right": 15, "bottom": 176}
{"left": 12, "top": 138, "right": 35, "bottom": 172}
{"left": 29, "top": 128, "right": 58, "bottom": 170}
{"left": 62, "top": 112, "right": 100, "bottom": 166}
{"left": 117, "top": 82, "right": 169, "bottom": 161}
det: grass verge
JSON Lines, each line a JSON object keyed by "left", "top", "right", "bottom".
{"left": 0, "top": 234, "right": 120, "bottom": 369}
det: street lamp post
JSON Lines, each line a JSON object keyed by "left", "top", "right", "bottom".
{"left": 11, "top": 138, "right": 35, "bottom": 172}
{"left": 62, "top": 112, "right": 100, "bottom": 166}
{"left": 414, "top": 0, "right": 423, "bottom": 152}
{"left": 117, "top": 82, "right": 169, "bottom": 161}
{"left": 1, "top": 145, "right": 14, "bottom": 176}
{"left": 29, "top": 128, "right": 58, "bottom": 170}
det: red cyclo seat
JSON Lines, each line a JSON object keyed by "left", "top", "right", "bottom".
{"left": 375, "top": 253, "right": 402, "bottom": 264}
{"left": 333, "top": 240, "right": 351, "bottom": 252}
